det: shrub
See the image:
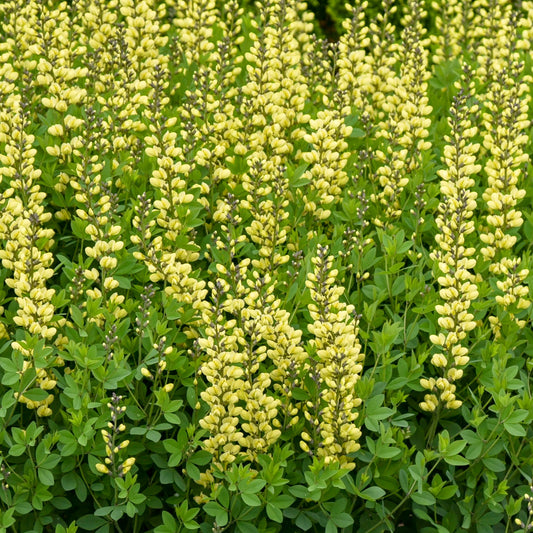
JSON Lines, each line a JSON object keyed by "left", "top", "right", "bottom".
{"left": 0, "top": 0, "right": 533, "bottom": 532}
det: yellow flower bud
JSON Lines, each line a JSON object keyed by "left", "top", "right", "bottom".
{"left": 47, "top": 124, "right": 64, "bottom": 136}
{"left": 46, "top": 145, "right": 61, "bottom": 156}
{"left": 141, "top": 367, "right": 153, "bottom": 379}
{"left": 95, "top": 463, "right": 109, "bottom": 474}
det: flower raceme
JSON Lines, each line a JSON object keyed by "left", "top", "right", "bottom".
{"left": 478, "top": 11, "right": 531, "bottom": 335}
{"left": 421, "top": 73, "right": 480, "bottom": 413}
{"left": 95, "top": 394, "right": 136, "bottom": 478}
{"left": 373, "top": 0, "right": 432, "bottom": 222}
{"left": 303, "top": 245, "right": 364, "bottom": 469}
{"left": 0, "top": 88, "right": 63, "bottom": 416}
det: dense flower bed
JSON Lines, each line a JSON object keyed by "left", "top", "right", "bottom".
{"left": 1, "top": 1, "right": 533, "bottom": 532}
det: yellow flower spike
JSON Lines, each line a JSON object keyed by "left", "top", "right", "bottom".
{"left": 303, "top": 245, "right": 364, "bottom": 467}
{"left": 373, "top": 1, "right": 432, "bottom": 221}
{"left": 422, "top": 66, "right": 479, "bottom": 412}
{"left": 0, "top": 96, "right": 58, "bottom": 413}
{"left": 477, "top": 8, "right": 530, "bottom": 331}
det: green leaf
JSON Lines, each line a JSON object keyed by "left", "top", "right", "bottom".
{"left": 349, "top": 127, "right": 365, "bottom": 138}
{"left": 23, "top": 389, "right": 50, "bottom": 402}
{"left": 77, "top": 515, "right": 107, "bottom": 531}
{"left": 240, "top": 479, "right": 266, "bottom": 494}
{"left": 290, "top": 163, "right": 310, "bottom": 184}
{"left": 271, "top": 494, "right": 294, "bottom": 509}
{"left": 325, "top": 520, "right": 337, "bottom": 533}
{"left": 482, "top": 457, "right": 506, "bottom": 472}
{"left": 506, "top": 410, "right": 529, "bottom": 424}
{"left": 288, "top": 485, "right": 309, "bottom": 499}
{"left": 359, "top": 486, "right": 386, "bottom": 500}
{"left": 375, "top": 444, "right": 401, "bottom": 459}
{"left": 444, "top": 454, "right": 469, "bottom": 466}
{"left": 163, "top": 439, "right": 180, "bottom": 454}
{"left": 331, "top": 512, "right": 354, "bottom": 528}
{"left": 61, "top": 472, "right": 77, "bottom": 491}
{"left": 189, "top": 450, "right": 212, "bottom": 466}
{"left": 412, "top": 491, "right": 436, "bottom": 506}
{"left": 0, "top": 508, "right": 15, "bottom": 529}
{"left": 160, "top": 469, "right": 175, "bottom": 484}
{"left": 266, "top": 502, "right": 283, "bottom": 523}
{"left": 50, "top": 496, "right": 72, "bottom": 511}
{"left": 203, "top": 502, "right": 228, "bottom": 527}
{"left": 38, "top": 468, "right": 55, "bottom": 486}
{"left": 9, "top": 444, "right": 26, "bottom": 457}
{"left": 0, "top": 358, "right": 19, "bottom": 373}
{"left": 146, "top": 430, "right": 162, "bottom": 442}
{"left": 241, "top": 493, "right": 262, "bottom": 507}
{"left": 217, "top": 486, "right": 230, "bottom": 508}
{"left": 114, "top": 276, "right": 131, "bottom": 289}
{"left": 291, "top": 387, "right": 309, "bottom": 401}
{"left": 41, "top": 454, "right": 61, "bottom": 470}
{"left": 295, "top": 512, "right": 312, "bottom": 530}
{"left": 14, "top": 502, "right": 32, "bottom": 514}
{"left": 94, "top": 507, "right": 114, "bottom": 517}
{"left": 70, "top": 306, "right": 85, "bottom": 328}
{"left": 71, "top": 219, "right": 89, "bottom": 239}
{"left": 155, "top": 511, "right": 177, "bottom": 533}
{"left": 503, "top": 422, "right": 526, "bottom": 436}
{"left": 445, "top": 440, "right": 466, "bottom": 456}
{"left": 236, "top": 522, "right": 259, "bottom": 533}
{"left": 437, "top": 485, "right": 458, "bottom": 500}
{"left": 111, "top": 508, "right": 123, "bottom": 521}
{"left": 185, "top": 461, "right": 200, "bottom": 481}
{"left": 371, "top": 321, "right": 403, "bottom": 354}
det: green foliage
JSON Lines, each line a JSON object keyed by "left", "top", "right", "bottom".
{"left": 0, "top": 0, "right": 532, "bottom": 532}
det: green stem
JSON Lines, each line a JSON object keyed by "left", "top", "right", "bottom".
{"left": 425, "top": 404, "right": 442, "bottom": 448}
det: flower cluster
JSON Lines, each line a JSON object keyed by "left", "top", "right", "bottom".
{"left": 302, "top": 245, "right": 364, "bottom": 469}
{"left": 60, "top": 109, "right": 127, "bottom": 327}
{"left": 299, "top": 106, "right": 354, "bottom": 220}
{"left": 374, "top": 0, "right": 432, "bottom": 221}
{"left": 365, "top": 0, "right": 398, "bottom": 123}
{"left": 0, "top": 87, "right": 63, "bottom": 415}
{"left": 431, "top": 0, "right": 473, "bottom": 64}
{"left": 478, "top": 13, "right": 531, "bottom": 334}
{"left": 242, "top": 161, "right": 291, "bottom": 272}
{"left": 95, "top": 393, "right": 136, "bottom": 477}
{"left": 240, "top": 0, "right": 311, "bottom": 170}
{"left": 337, "top": 1, "right": 371, "bottom": 112}
{"left": 421, "top": 73, "right": 480, "bottom": 412}
{"left": 197, "top": 244, "right": 285, "bottom": 477}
